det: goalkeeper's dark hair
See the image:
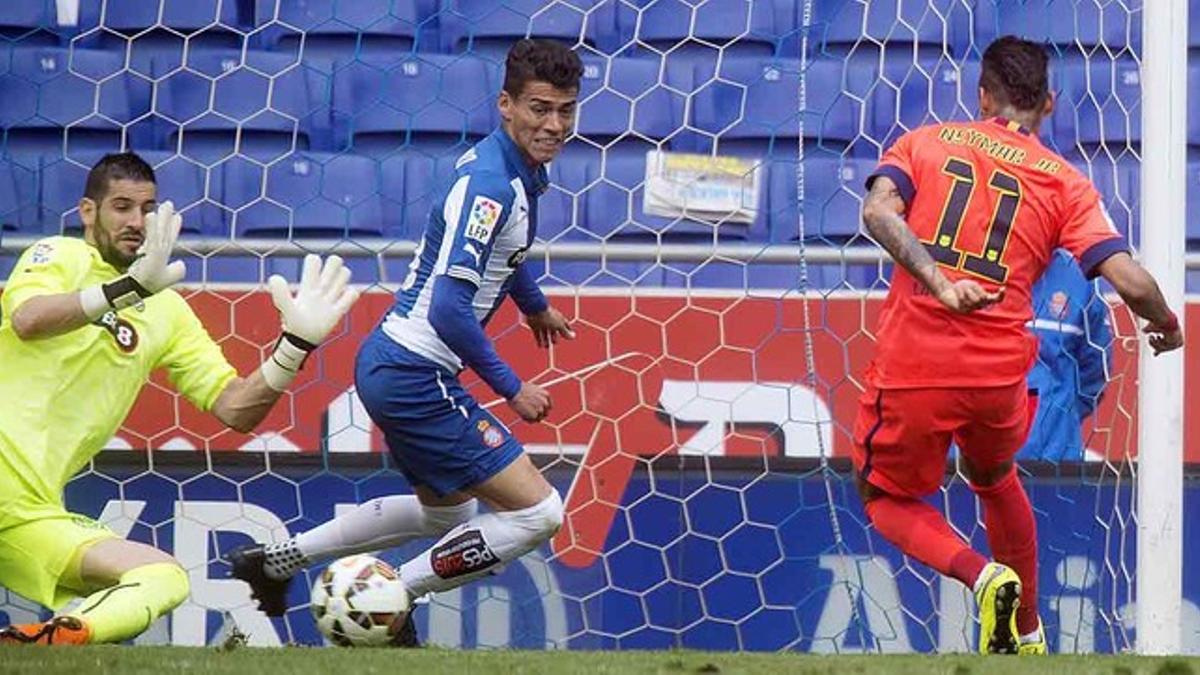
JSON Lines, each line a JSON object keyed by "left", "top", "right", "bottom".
{"left": 84, "top": 152, "right": 156, "bottom": 203}
{"left": 979, "top": 35, "right": 1051, "bottom": 112}
{"left": 503, "top": 39, "right": 583, "bottom": 98}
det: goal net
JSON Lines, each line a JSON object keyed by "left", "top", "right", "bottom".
{"left": 0, "top": 0, "right": 1190, "bottom": 653}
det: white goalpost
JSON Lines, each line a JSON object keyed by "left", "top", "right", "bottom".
{"left": 1136, "top": 0, "right": 1187, "bottom": 656}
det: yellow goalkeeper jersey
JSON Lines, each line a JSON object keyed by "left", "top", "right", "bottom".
{"left": 0, "top": 237, "right": 237, "bottom": 528}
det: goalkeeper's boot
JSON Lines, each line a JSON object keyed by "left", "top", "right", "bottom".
{"left": 1018, "top": 619, "right": 1048, "bottom": 655}
{"left": 0, "top": 616, "right": 91, "bottom": 645}
{"left": 227, "top": 544, "right": 292, "bottom": 617}
{"left": 389, "top": 610, "right": 420, "bottom": 648}
{"left": 974, "top": 561, "right": 1021, "bottom": 654}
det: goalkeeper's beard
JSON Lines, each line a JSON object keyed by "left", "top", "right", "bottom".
{"left": 87, "top": 214, "right": 141, "bottom": 271}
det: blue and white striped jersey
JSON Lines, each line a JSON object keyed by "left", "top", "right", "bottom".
{"left": 382, "top": 128, "right": 548, "bottom": 373}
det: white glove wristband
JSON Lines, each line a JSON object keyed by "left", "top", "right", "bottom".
{"left": 79, "top": 284, "right": 110, "bottom": 321}
{"left": 80, "top": 275, "right": 156, "bottom": 321}
{"left": 260, "top": 334, "right": 316, "bottom": 392}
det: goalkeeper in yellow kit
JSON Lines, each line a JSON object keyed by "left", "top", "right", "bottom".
{"left": 0, "top": 153, "right": 359, "bottom": 645}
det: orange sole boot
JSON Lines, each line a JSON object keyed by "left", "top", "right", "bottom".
{"left": 0, "top": 616, "right": 92, "bottom": 645}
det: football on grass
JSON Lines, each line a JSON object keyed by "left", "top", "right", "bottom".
{"left": 310, "top": 555, "right": 410, "bottom": 647}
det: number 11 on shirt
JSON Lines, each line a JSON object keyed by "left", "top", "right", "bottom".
{"left": 926, "top": 156, "right": 1023, "bottom": 285}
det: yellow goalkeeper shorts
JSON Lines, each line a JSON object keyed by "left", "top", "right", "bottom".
{"left": 0, "top": 508, "right": 117, "bottom": 610}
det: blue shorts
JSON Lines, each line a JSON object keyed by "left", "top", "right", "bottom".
{"left": 355, "top": 328, "right": 524, "bottom": 496}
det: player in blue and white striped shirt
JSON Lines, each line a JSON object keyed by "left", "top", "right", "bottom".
{"left": 230, "top": 40, "right": 581, "bottom": 642}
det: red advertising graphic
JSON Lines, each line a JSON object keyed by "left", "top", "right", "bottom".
{"left": 109, "top": 289, "right": 1186, "bottom": 567}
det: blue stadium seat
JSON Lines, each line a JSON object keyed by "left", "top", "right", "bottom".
{"left": 1113, "top": 155, "right": 1140, "bottom": 245}
{"left": 332, "top": 54, "right": 495, "bottom": 156}
{"left": 620, "top": 0, "right": 783, "bottom": 58}
{"left": 155, "top": 49, "right": 319, "bottom": 163}
{"left": 224, "top": 152, "right": 384, "bottom": 238}
{"left": 811, "top": 0, "right": 974, "bottom": 57}
{"left": 1190, "top": 54, "right": 1200, "bottom": 146}
{"left": 0, "top": 161, "right": 37, "bottom": 232}
{"left": 76, "top": 0, "right": 249, "bottom": 75}
{"left": 0, "top": 47, "right": 150, "bottom": 163}
{"left": 1062, "top": 152, "right": 1136, "bottom": 242}
{"left": 140, "top": 151, "right": 224, "bottom": 236}
{"left": 769, "top": 156, "right": 873, "bottom": 244}
{"left": 0, "top": 165, "right": 18, "bottom": 232}
{"left": 441, "top": 0, "right": 613, "bottom": 60}
{"left": 692, "top": 58, "right": 799, "bottom": 144}
{"left": 35, "top": 153, "right": 219, "bottom": 236}
{"left": 0, "top": 1, "right": 62, "bottom": 45}
{"left": 797, "top": 56, "right": 876, "bottom": 145}
{"left": 575, "top": 56, "right": 685, "bottom": 144}
{"left": 540, "top": 153, "right": 592, "bottom": 241}
{"left": 974, "top": 1, "right": 1142, "bottom": 53}
{"left": 377, "top": 150, "right": 460, "bottom": 239}
{"left": 1052, "top": 54, "right": 1141, "bottom": 150}
{"left": 86, "top": 0, "right": 247, "bottom": 30}
{"left": 585, "top": 145, "right": 756, "bottom": 241}
{"left": 875, "top": 54, "right": 979, "bottom": 140}
{"left": 34, "top": 157, "right": 88, "bottom": 234}
{"left": 253, "top": 0, "right": 430, "bottom": 64}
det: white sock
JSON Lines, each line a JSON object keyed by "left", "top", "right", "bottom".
{"left": 263, "top": 496, "right": 478, "bottom": 580}
{"left": 400, "top": 490, "right": 563, "bottom": 600}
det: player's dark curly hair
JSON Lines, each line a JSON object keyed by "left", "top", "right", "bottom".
{"left": 84, "top": 152, "right": 156, "bottom": 203}
{"left": 503, "top": 38, "right": 583, "bottom": 98}
{"left": 979, "top": 35, "right": 1051, "bottom": 112}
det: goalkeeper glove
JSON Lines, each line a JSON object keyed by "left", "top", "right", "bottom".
{"left": 80, "top": 200, "right": 187, "bottom": 319}
{"left": 260, "top": 254, "right": 361, "bottom": 391}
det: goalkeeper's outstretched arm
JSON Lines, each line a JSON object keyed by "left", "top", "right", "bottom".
{"left": 208, "top": 254, "right": 359, "bottom": 433}
{"left": 10, "top": 201, "right": 187, "bottom": 340}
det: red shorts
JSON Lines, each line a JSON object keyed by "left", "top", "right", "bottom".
{"left": 851, "top": 382, "right": 1038, "bottom": 498}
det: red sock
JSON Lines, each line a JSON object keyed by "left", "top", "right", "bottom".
{"left": 864, "top": 494, "right": 987, "bottom": 588}
{"left": 973, "top": 468, "right": 1040, "bottom": 636}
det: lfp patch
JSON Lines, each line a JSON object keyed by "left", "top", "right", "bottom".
{"left": 30, "top": 242, "right": 54, "bottom": 265}
{"left": 465, "top": 195, "right": 502, "bottom": 243}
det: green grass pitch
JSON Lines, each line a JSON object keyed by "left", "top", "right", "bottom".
{"left": 1, "top": 647, "right": 1198, "bottom": 675}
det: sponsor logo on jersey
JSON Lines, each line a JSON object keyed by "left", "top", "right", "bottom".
{"left": 465, "top": 196, "right": 502, "bottom": 243}
{"left": 95, "top": 310, "right": 139, "bottom": 353}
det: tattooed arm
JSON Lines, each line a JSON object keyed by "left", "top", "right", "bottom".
{"left": 862, "top": 174, "right": 1003, "bottom": 313}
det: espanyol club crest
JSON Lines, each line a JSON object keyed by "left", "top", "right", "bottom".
{"left": 477, "top": 419, "right": 504, "bottom": 448}
{"left": 1049, "top": 291, "right": 1069, "bottom": 319}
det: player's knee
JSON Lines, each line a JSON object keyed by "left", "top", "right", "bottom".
{"left": 537, "top": 489, "right": 565, "bottom": 540}
{"left": 422, "top": 499, "right": 479, "bottom": 536}
{"left": 505, "top": 489, "right": 563, "bottom": 544}
{"left": 965, "top": 460, "right": 1014, "bottom": 488}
